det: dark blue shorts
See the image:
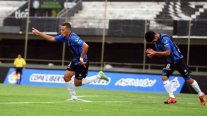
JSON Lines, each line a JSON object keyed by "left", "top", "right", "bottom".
{"left": 15, "top": 68, "right": 23, "bottom": 75}
{"left": 162, "top": 59, "right": 191, "bottom": 80}
{"left": 66, "top": 61, "right": 89, "bottom": 80}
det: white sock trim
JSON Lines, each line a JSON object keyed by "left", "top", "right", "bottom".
{"left": 82, "top": 75, "right": 99, "bottom": 85}
{"left": 191, "top": 80, "right": 203, "bottom": 96}
{"left": 66, "top": 80, "right": 76, "bottom": 97}
{"left": 163, "top": 80, "right": 175, "bottom": 98}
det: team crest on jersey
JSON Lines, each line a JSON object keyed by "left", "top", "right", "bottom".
{"left": 163, "top": 40, "right": 169, "bottom": 46}
{"left": 75, "top": 38, "right": 79, "bottom": 43}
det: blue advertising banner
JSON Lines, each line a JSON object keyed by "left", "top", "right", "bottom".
{"left": 4, "top": 68, "right": 185, "bottom": 93}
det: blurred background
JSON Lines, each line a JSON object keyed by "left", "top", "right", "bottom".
{"left": 0, "top": 0, "right": 207, "bottom": 73}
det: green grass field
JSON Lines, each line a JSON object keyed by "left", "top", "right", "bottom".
{"left": 0, "top": 84, "right": 206, "bottom": 116}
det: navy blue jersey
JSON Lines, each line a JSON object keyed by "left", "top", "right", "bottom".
{"left": 55, "top": 32, "right": 88, "bottom": 65}
{"left": 155, "top": 34, "right": 183, "bottom": 64}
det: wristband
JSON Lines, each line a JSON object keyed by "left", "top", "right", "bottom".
{"left": 80, "top": 57, "right": 84, "bottom": 62}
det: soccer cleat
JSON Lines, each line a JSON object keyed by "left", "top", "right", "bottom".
{"left": 164, "top": 97, "right": 177, "bottom": 104}
{"left": 199, "top": 93, "right": 206, "bottom": 106}
{"left": 65, "top": 96, "right": 78, "bottom": 101}
{"left": 71, "top": 95, "right": 78, "bottom": 101}
{"left": 98, "top": 71, "right": 109, "bottom": 81}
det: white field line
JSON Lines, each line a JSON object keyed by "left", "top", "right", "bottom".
{"left": 78, "top": 95, "right": 159, "bottom": 98}
{"left": 77, "top": 98, "right": 93, "bottom": 102}
{"left": 0, "top": 101, "right": 64, "bottom": 104}
{"left": 0, "top": 100, "right": 138, "bottom": 105}
{"left": 0, "top": 95, "right": 197, "bottom": 105}
{"left": 0, "top": 95, "right": 134, "bottom": 104}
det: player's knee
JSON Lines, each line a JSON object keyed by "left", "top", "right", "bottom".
{"left": 63, "top": 75, "right": 71, "bottom": 82}
{"left": 185, "top": 77, "right": 194, "bottom": 84}
{"left": 74, "top": 80, "right": 82, "bottom": 86}
{"left": 162, "top": 76, "right": 169, "bottom": 81}
{"left": 183, "top": 74, "right": 191, "bottom": 81}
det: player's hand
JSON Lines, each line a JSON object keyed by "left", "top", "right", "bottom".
{"left": 32, "top": 27, "right": 40, "bottom": 35}
{"left": 146, "top": 48, "right": 155, "bottom": 58}
{"left": 80, "top": 58, "right": 86, "bottom": 67}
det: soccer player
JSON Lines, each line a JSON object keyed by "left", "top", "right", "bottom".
{"left": 32, "top": 22, "right": 109, "bottom": 101}
{"left": 145, "top": 31, "right": 206, "bottom": 106}
{"left": 13, "top": 54, "right": 26, "bottom": 84}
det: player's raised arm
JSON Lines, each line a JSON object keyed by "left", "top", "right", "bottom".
{"left": 32, "top": 27, "right": 56, "bottom": 42}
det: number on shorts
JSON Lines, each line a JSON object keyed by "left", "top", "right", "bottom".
{"left": 166, "top": 64, "right": 170, "bottom": 69}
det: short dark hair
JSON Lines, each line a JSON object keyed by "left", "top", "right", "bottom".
{"left": 145, "top": 31, "right": 155, "bottom": 42}
{"left": 61, "top": 22, "right": 71, "bottom": 29}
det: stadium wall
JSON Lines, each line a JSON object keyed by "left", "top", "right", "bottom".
{"left": 174, "top": 21, "right": 207, "bottom": 36}
{"left": 0, "top": 67, "right": 9, "bottom": 83}
{"left": 3, "top": 67, "right": 185, "bottom": 93}
{"left": 2, "top": 67, "right": 207, "bottom": 94}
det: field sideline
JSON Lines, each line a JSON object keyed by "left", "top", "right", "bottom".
{"left": 0, "top": 84, "right": 206, "bottom": 116}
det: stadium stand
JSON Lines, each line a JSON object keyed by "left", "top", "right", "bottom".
{"left": 69, "top": 2, "right": 165, "bottom": 29}
{"left": 1, "top": 0, "right": 207, "bottom": 35}
{"left": 191, "top": 2, "right": 207, "bottom": 19}
{"left": 154, "top": 1, "right": 207, "bottom": 34}
{"left": 65, "top": 1, "right": 207, "bottom": 35}
{"left": 0, "top": 1, "right": 26, "bottom": 26}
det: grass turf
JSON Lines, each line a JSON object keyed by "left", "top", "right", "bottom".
{"left": 0, "top": 84, "right": 206, "bottom": 116}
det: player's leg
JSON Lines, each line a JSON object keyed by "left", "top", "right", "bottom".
{"left": 162, "top": 63, "right": 176, "bottom": 104}
{"left": 15, "top": 68, "right": 18, "bottom": 84}
{"left": 65, "top": 62, "right": 77, "bottom": 100}
{"left": 18, "top": 68, "right": 23, "bottom": 85}
{"left": 81, "top": 71, "right": 109, "bottom": 85}
{"left": 15, "top": 68, "right": 21, "bottom": 85}
{"left": 186, "top": 78, "right": 206, "bottom": 106}
{"left": 64, "top": 70, "right": 77, "bottom": 100}
{"left": 163, "top": 76, "right": 177, "bottom": 104}
{"left": 74, "top": 62, "right": 109, "bottom": 86}
{"left": 177, "top": 60, "right": 206, "bottom": 106}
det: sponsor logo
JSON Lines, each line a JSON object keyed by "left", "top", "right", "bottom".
{"left": 115, "top": 78, "right": 156, "bottom": 87}
{"left": 33, "top": 0, "right": 40, "bottom": 9}
{"left": 15, "top": 9, "right": 29, "bottom": 19}
{"left": 29, "top": 74, "right": 65, "bottom": 83}
{"left": 7, "top": 71, "right": 20, "bottom": 84}
{"left": 89, "top": 77, "right": 111, "bottom": 86}
{"left": 170, "top": 77, "right": 180, "bottom": 92}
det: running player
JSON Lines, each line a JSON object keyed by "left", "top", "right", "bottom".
{"left": 145, "top": 30, "right": 206, "bottom": 106}
{"left": 32, "top": 22, "right": 109, "bottom": 100}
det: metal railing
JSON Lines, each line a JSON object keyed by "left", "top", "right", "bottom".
{"left": 0, "top": 58, "right": 207, "bottom": 73}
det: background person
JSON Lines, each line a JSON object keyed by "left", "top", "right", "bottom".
{"left": 13, "top": 54, "right": 26, "bottom": 84}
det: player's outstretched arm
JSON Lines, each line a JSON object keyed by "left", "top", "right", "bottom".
{"left": 32, "top": 27, "right": 56, "bottom": 42}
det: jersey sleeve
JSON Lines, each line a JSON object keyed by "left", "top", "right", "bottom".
{"left": 23, "top": 59, "right": 26, "bottom": 65}
{"left": 13, "top": 59, "right": 17, "bottom": 65}
{"left": 54, "top": 35, "right": 64, "bottom": 42}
